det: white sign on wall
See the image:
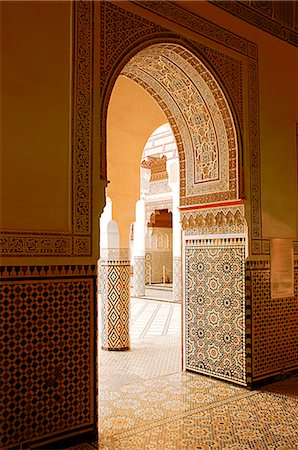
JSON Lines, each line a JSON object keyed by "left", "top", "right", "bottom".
{"left": 271, "top": 239, "right": 294, "bottom": 298}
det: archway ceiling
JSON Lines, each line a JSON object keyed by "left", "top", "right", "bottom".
{"left": 121, "top": 44, "right": 238, "bottom": 206}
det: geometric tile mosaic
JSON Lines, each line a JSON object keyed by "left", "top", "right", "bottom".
{"left": 69, "top": 372, "right": 298, "bottom": 450}
{"left": 94, "top": 387, "right": 298, "bottom": 449}
{"left": 100, "top": 261, "right": 130, "bottom": 351}
{"left": 1, "top": 277, "right": 96, "bottom": 449}
{"left": 67, "top": 298, "right": 298, "bottom": 450}
{"left": 93, "top": 387, "right": 298, "bottom": 449}
{"left": 249, "top": 263, "right": 298, "bottom": 381}
{"left": 185, "top": 238, "right": 246, "bottom": 385}
{"left": 98, "top": 371, "right": 245, "bottom": 444}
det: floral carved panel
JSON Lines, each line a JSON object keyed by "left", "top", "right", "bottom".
{"left": 122, "top": 44, "right": 239, "bottom": 206}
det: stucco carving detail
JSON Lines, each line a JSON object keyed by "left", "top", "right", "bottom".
{"left": 133, "top": 1, "right": 251, "bottom": 55}
{"left": 122, "top": 44, "right": 238, "bottom": 205}
{"left": 211, "top": 0, "right": 298, "bottom": 47}
{"left": 100, "top": 1, "right": 262, "bottom": 253}
{"left": 182, "top": 204, "right": 247, "bottom": 235}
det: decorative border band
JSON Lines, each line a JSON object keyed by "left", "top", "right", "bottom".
{"left": 131, "top": 1, "right": 257, "bottom": 58}
{"left": 210, "top": 0, "right": 298, "bottom": 48}
{"left": 0, "top": 264, "right": 97, "bottom": 279}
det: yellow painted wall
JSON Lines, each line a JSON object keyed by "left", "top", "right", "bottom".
{"left": 259, "top": 42, "right": 298, "bottom": 238}
{"left": 1, "top": 0, "right": 297, "bottom": 260}
{"left": 0, "top": 1, "right": 71, "bottom": 232}
{"left": 178, "top": 1, "right": 298, "bottom": 239}
{"left": 107, "top": 76, "right": 166, "bottom": 247}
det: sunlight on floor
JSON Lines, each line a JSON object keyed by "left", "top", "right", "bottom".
{"left": 69, "top": 298, "right": 298, "bottom": 449}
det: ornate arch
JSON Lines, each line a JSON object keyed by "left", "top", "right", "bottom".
{"left": 99, "top": 4, "right": 247, "bottom": 204}
{"left": 121, "top": 43, "right": 239, "bottom": 208}
{"left": 99, "top": 0, "right": 262, "bottom": 388}
{"left": 100, "top": 0, "right": 262, "bottom": 251}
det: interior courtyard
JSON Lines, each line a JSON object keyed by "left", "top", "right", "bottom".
{"left": 1, "top": 1, "right": 297, "bottom": 449}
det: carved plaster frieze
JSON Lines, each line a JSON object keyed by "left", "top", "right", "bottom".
{"left": 149, "top": 180, "right": 172, "bottom": 195}
{"left": 122, "top": 44, "right": 238, "bottom": 203}
{"left": 145, "top": 201, "right": 173, "bottom": 222}
{"left": 182, "top": 204, "right": 247, "bottom": 235}
{"left": 210, "top": 0, "right": 298, "bottom": 47}
{"left": 100, "top": 1, "right": 262, "bottom": 254}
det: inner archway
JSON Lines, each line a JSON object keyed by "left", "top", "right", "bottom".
{"left": 102, "top": 41, "right": 248, "bottom": 387}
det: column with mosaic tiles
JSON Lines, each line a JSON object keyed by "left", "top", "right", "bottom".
{"left": 100, "top": 248, "right": 130, "bottom": 351}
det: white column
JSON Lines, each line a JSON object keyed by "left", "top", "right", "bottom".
{"left": 133, "top": 199, "right": 146, "bottom": 297}
{"left": 99, "top": 196, "right": 112, "bottom": 250}
{"left": 172, "top": 191, "right": 182, "bottom": 302}
{"left": 167, "top": 160, "right": 181, "bottom": 302}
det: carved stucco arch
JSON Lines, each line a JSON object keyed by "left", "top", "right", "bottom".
{"left": 100, "top": 35, "right": 244, "bottom": 198}
{"left": 120, "top": 43, "right": 240, "bottom": 209}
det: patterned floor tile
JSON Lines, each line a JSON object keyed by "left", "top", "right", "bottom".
{"left": 100, "top": 335, "right": 181, "bottom": 383}
{"left": 69, "top": 299, "right": 298, "bottom": 450}
{"left": 97, "top": 388, "right": 298, "bottom": 449}
{"left": 98, "top": 371, "right": 245, "bottom": 439}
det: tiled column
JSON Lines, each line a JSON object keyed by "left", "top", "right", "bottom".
{"left": 100, "top": 249, "right": 130, "bottom": 351}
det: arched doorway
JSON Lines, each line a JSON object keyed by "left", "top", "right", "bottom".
{"left": 102, "top": 41, "right": 248, "bottom": 386}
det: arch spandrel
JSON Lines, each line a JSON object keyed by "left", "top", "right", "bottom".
{"left": 121, "top": 43, "right": 239, "bottom": 207}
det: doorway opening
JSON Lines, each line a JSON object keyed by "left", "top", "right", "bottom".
{"left": 98, "top": 41, "right": 247, "bottom": 444}
{"left": 99, "top": 115, "right": 182, "bottom": 382}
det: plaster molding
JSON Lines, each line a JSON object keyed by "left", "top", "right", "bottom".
{"left": 210, "top": 0, "right": 298, "bottom": 47}
{"left": 182, "top": 204, "right": 247, "bottom": 235}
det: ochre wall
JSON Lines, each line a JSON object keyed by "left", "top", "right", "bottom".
{"left": 1, "top": 1, "right": 71, "bottom": 232}
{"left": 1, "top": 3, "right": 100, "bottom": 447}
{"left": 177, "top": 0, "right": 298, "bottom": 239}
{"left": 107, "top": 76, "right": 166, "bottom": 247}
{"left": 259, "top": 42, "right": 297, "bottom": 238}
{"left": 0, "top": 0, "right": 297, "bottom": 447}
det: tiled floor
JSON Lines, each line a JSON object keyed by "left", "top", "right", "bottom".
{"left": 100, "top": 298, "right": 181, "bottom": 386}
{"left": 70, "top": 298, "right": 298, "bottom": 450}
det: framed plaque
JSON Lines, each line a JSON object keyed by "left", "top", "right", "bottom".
{"left": 271, "top": 239, "right": 294, "bottom": 298}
